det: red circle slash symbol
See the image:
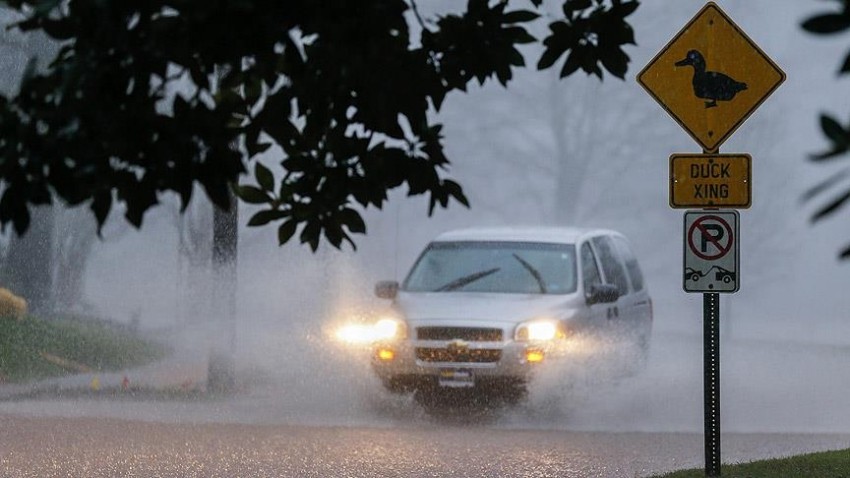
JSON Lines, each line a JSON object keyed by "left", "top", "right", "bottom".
{"left": 688, "top": 215, "right": 733, "bottom": 260}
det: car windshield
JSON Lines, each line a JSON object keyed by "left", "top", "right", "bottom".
{"left": 403, "top": 241, "right": 577, "bottom": 294}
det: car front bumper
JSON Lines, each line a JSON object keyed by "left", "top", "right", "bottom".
{"left": 370, "top": 337, "right": 557, "bottom": 388}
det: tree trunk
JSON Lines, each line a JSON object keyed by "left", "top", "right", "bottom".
{"left": 3, "top": 205, "right": 54, "bottom": 314}
{"left": 53, "top": 205, "right": 97, "bottom": 311}
{"left": 208, "top": 190, "right": 238, "bottom": 393}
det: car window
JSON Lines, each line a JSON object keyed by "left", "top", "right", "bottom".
{"left": 591, "top": 236, "right": 630, "bottom": 295}
{"left": 580, "top": 242, "right": 602, "bottom": 293}
{"left": 612, "top": 235, "right": 645, "bottom": 292}
{"left": 403, "top": 241, "right": 577, "bottom": 294}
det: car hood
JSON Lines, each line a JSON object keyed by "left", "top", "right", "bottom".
{"left": 394, "top": 291, "right": 582, "bottom": 326}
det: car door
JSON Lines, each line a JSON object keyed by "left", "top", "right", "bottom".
{"left": 611, "top": 234, "right": 653, "bottom": 335}
{"left": 578, "top": 240, "right": 609, "bottom": 334}
{"left": 590, "top": 236, "right": 631, "bottom": 333}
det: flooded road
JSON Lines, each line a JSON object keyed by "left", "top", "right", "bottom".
{"left": 2, "top": 331, "right": 850, "bottom": 476}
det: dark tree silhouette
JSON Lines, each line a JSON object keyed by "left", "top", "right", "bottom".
{"left": 0, "top": 0, "right": 639, "bottom": 250}
{"left": 802, "top": 0, "right": 850, "bottom": 259}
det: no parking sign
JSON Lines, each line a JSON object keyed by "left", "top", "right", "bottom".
{"left": 683, "top": 210, "right": 739, "bottom": 293}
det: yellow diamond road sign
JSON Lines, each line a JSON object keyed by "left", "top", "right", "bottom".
{"left": 637, "top": 2, "right": 785, "bottom": 152}
{"left": 670, "top": 154, "right": 751, "bottom": 209}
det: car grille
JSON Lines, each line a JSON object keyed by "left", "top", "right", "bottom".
{"left": 415, "top": 347, "right": 502, "bottom": 363}
{"left": 416, "top": 326, "right": 503, "bottom": 342}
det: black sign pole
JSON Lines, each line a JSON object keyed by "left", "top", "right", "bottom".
{"left": 704, "top": 291, "right": 721, "bottom": 477}
{"left": 703, "top": 147, "right": 722, "bottom": 477}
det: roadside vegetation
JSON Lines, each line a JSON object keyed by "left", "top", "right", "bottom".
{"left": 652, "top": 448, "right": 850, "bottom": 478}
{"left": 0, "top": 314, "right": 167, "bottom": 384}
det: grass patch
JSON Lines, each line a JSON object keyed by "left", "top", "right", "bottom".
{"left": 651, "top": 448, "right": 850, "bottom": 477}
{"left": 0, "top": 315, "right": 167, "bottom": 383}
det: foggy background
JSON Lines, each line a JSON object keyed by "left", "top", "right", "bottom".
{"left": 2, "top": 0, "right": 850, "bottom": 435}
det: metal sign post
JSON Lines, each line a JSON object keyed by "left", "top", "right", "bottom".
{"left": 638, "top": 3, "right": 785, "bottom": 476}
{"left": 704, "top": 291, "right": 721, "bottom": 477}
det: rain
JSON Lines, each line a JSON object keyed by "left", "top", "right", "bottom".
{"left": 1, "top": 1, "right": 850, "bottom": 476}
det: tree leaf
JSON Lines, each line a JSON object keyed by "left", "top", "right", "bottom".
{"left": 324, "top": 222, "right": 344, "bottom": 248}
{"left": 11, "top": 204, "right": 30, "bottom": 236}
{"left": 91, "top": 192, "right": 112, "bottom": 235}
{"left": 802, "top": 13, "right": 850, "bottom": 34}
{"left": 612, "top": 1, "right": 640, "bottom": 18}
{"left": 255, "top": 161, "right": 274, "bottom": 191}
{"left": 810, "top": 148, "right": 849, "bottom": 161}
{"left": 812, "top": 187, "right": 850, "bottom": 222}
{"left": 839, "top": 243, "right": 850, "bottom": 260}
{"left": 502, "top": 10, "right": 540, "bottom": 24}
{"left": 247, "top": 209, "right": 289, "bottom": 227}
{"left": 801, "top": 168, "right": 850, "bottom": 203}
{"left": 538, "top": 44, "right": 566, "bottom": 70}
{"left": 300, "top": 220, "right": 320, "bottom": 251}
{"left": 246, "top": 140, "right": 272, "bottom": 158}
{"left": 599, "top": 47, "right": 629, "bottom": 80}
{"left": 439, "top": 179, "right": 464, "bottom": 204}
{"left": 235, "top": 185, "right": 270, "bottom": 204}
{"left": 840, "top": 50, "right": 850, "bottom": 75}
{"left": 820, "top": 113, "right": 849, "bottom": 147}
{"left": 277, "top": 219, "right": 298, "bottom": 245}
{"left": 560, "top": 50, "right": 582, "bottom": 78}
{"left": 563, "top": 0, "right": 593, "bottom": 15}
{"left": 339, "top": 208, "right": 366, "bottom": 234}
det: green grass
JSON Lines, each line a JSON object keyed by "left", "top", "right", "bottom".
{"left": 0, "top": 315, "right": 167, "bottom": 383}
{"left": 651, "top": 448, "right": 850, "bottom": 477}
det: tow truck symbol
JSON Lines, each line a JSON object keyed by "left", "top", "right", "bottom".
{"left": 685, "top": 266, "right": 736, "bottom": 283}
{"left": 685, "top": 267, "right": 704, "bottom": 282}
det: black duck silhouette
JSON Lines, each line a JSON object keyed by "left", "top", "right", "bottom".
{"left": 675, "top": 50, "right": 747, "bottom": 108}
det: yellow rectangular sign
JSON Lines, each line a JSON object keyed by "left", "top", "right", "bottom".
{"left": 670, "top": 154, "right": 751, "bottom": 209}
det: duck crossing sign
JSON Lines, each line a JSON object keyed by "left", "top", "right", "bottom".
{"left": 637, "top": 2, "right": 785, "bottom": 152}
{"left": 670, "top": 154, "right": 751, "bottom": 208}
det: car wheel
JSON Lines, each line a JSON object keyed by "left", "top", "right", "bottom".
{"left": 723, "top": 276, "right": 731, "bottom": 284}
{"left": 691, "top": 273, "right": 700, "bottom": 281}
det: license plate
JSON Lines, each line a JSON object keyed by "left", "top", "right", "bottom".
{"left": 438, "top": 368, "right": 475, "bottom": 388}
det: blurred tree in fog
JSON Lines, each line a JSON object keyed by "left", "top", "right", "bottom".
{"left": 802, "top": 1, "right": 850, "bottom": 260}
{"left": 0, "top": 0, "right": 639, "bottom": 250}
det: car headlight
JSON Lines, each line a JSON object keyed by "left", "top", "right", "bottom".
{"left": 335, "top": 317, "right": 407, "bottom": 344}
{"left": 373, "top": 318, "right": 406, "bottom": 341}
{"left": 515, "top": 319, "right": 563, "bottom": 341}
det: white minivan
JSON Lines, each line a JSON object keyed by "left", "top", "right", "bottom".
{"left": 353, "top": 227, "right": 652, "bottom": 404}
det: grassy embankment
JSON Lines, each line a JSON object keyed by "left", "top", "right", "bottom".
{"left": 652, "top": 448, "right": 850, "bottom": 477}
{"left": 0, "top": 315, "right": 167, "bottom": 383}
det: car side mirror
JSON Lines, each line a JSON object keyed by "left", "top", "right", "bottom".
{"left": 375, "top": 280, "right": 399, "bottom": 300}
{"left": 586, "top": 284, "right": 619, "bottom": 305}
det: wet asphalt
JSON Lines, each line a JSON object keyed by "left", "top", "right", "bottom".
{"left": 2, "top": 331, "right": 850, "bottom": 477}
{"left": 2, "top": 413, "right": 850, "bottom": 477}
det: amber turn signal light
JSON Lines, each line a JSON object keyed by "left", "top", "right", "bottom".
{"left": 526, "top": 348, "right": 544, "bottom": 363}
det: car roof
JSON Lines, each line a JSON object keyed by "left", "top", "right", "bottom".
{"left": 432, "top": 226, "right": 623, "bottom": 245}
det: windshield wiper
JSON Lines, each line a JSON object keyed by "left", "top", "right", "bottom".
{"left": 512, "top": 253, "right": 547, "bottom": 293}
{"left": 435, "top": 267, "right": 501, "bottom": 292}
